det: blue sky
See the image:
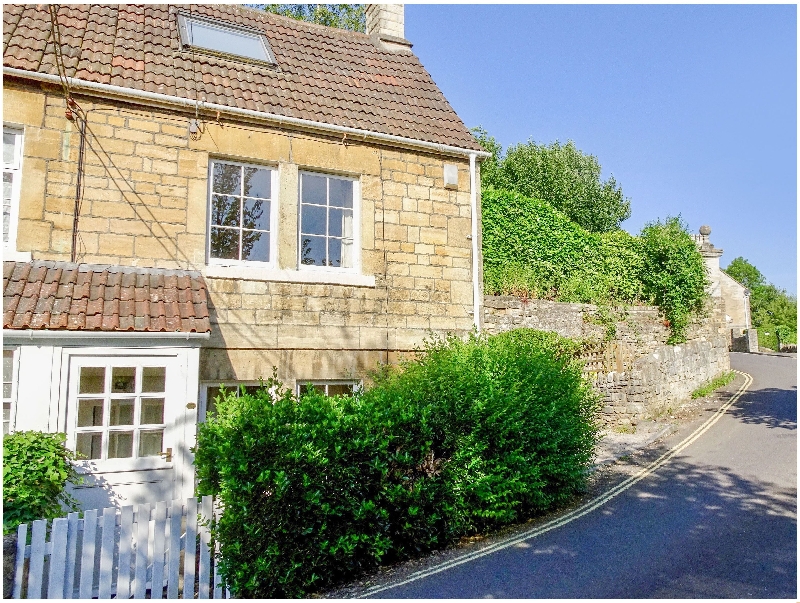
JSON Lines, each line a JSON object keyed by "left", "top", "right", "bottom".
{"left": 405, "top": 4, "right": 797, "bottom": 294}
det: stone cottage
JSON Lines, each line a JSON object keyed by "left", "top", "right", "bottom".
{"left": 2, "top": 4, "right": 488, "bottom": 509}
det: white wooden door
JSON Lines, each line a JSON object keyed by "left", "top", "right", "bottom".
{"left": 65, "top": 354, "right": 185, "bottom": 510}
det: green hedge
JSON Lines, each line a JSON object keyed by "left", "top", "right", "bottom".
{"left": 195, "top": 329, "right": 600, "bottom": 597}
{"left": 3, "top": 431, "right": 82, "bottom": 533}
{"left": 481, "top": 187, "right": 707, "bottom": 342}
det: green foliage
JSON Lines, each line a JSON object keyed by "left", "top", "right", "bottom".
{"left": 691, "top": 371, "right": 736, "bottom": 399}
{"left": 638, "top": 217, "right": 709, "bottom": 344}
{"left": 254, "top": 4, "right": 365, "bottom": 32}
{"left": 723, "top": 257, "right": 797, "bottom": 350}
{"left": 724, "top": 257, "right": 766, "bottom": 290}
{"left": 195, "top": 330, "right": 600, "bottom": 597}
{"left": 3, "top": 431, "right": 82, "bottom": 533}
{"left": 481, "top": 188, "right": 643, "bottom": 304}
{"left": 473, "top": 128, "right": 631, "bottom": 232}
{"left": 481, "top": 189, "right": 707, "bottom": 343}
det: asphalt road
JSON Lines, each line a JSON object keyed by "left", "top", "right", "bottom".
{"left": 369, "top": 352, "right": 797, "bottom": 598}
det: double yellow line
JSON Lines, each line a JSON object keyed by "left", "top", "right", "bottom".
{"left": 358, "top": 370, "right": 753, "bottom": 598}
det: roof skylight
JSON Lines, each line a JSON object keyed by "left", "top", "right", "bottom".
{"left": 177, "top": 14, "right": 275, "bottom": 64}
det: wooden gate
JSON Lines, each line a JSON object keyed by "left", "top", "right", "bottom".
{"left": 11, "top": 495, "right": 228, "bottom": 599}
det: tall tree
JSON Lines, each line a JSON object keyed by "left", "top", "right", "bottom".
{"left": 253, "top": 4, "right": 366, "bottom": 32}
{"left": 473, "top": 128, "right": 631, "bottom": 233}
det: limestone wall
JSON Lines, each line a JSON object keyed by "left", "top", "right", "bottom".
{"left": 593, "top": 336, "right": 730, "bottom": 425}
{"left": 484, "top": 294, "right": 731, "bottom": 425}
{"left": 4, "top": 79, "right": 480, "bottom": 389}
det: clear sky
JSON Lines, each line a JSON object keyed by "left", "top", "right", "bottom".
{"left": 405, "top": 4, "right": 797, "bottom": 294}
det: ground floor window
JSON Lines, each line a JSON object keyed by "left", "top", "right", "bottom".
{"left": 203, "top": 383, "right": 265, "bottom": 419}
{"left": 297, "top": 380, "right": 360, "bottom": 397}
{"left": 70, "top": 360, "right": 168, "bottom": 460}
{"left": 3, "top": 348, "right": 18, "bottom": 434}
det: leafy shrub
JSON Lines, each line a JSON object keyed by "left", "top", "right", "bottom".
{"left": 195, "top": 329, "right": 600, "bottom": 598}
{"left": 482, "top": 188, "right": 708, "bottom": 342}
{"left": 638, "top": 217, "right": 709, "bottom": 343}
{"left": 481, "top": 187, "right": 643, "bottom": 305}
{"left": 3, "top": 431, "right": 82, "bottom": 533}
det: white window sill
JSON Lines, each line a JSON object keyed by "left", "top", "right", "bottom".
{"left": 2, "top": 249, "right": 31, "bottom": 262}
{"left": 203, "top": 264, "right": 376, "bottom": 287}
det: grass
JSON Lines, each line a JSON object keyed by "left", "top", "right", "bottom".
{"left": 691, "top": 371, "right": 736, "bottom": 399}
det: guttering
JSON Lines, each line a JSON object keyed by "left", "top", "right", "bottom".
{"left": 4, "top": 68, "right": 492, "bottom": 160}
{"left": 469, "top": 152, "right": 481, "bottom": 332}
{"left": 3, "top": 329, "right": 210, "bottom": 342}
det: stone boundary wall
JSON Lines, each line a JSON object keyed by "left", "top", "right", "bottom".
{"left": 483, "top": 295, "right": 731, "bottom": 425}
{"left": 593, "top": 335, "right": 730, "bottom": 426}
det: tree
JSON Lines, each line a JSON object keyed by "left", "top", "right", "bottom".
{"left": 723, "top": 256, "right": 766, "bottom": 290}
{"left": 253, "top": 4, "right": 366, "bottom": 32}
{"left": 472, "top": 128, "right": 631, "bottom": 233}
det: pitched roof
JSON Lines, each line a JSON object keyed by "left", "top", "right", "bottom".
{"left": 2, "top": 4, "right": 482, "bottom": 151}
{"left": 3, "top": 261, "right": 210, "bottom": 333}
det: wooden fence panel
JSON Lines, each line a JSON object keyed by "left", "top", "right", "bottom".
{"left": 10, "top": 495, "right": 226, "bottom": 599}
{"left": 46, "top": 518, "right": 68, "bottom": 599}
{"left": 27, "top": 520, "right": 47, "bottom": 599}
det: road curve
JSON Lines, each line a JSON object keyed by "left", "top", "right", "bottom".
{"left": 364, "top": 352, "right": 796, "bottom": 599}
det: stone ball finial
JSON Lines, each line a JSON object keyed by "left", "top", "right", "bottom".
{"left": 699, "top": 225, "right": 711, "bottom": 236}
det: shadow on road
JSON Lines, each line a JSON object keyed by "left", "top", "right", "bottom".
{"left": 725, "top": 384, "right": 797, "bottom": 430}
{"left": 373, "top": 454, "right": 796, "bottom": 599}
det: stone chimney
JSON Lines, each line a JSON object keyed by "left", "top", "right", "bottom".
{"left": 692, "top": 225, "right": 723, "bottom": 298}
{"left": 365, "top": 4, "right": 412, "bottom": 52}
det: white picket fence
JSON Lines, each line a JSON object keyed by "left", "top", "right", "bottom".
{"left": 11, "top": 495, "right": 229, "bottom": 599}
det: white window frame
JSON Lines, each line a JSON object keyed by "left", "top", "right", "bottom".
{"left": 298, "top": 171, "right": 361, "bottom": 274}
{"left": 3, "top": 125, "right": 23, "bottom": 254}
{"left": 206, "top": 158, "right": 279, "bottom": 269}
{"left": 199, "top": 381, "right": 268, "bottom": 422}
{"left": 3, "top": 347, "right": 19, "bottom": 435}
{"left": 66, "top": 354, "right": 181, "bottom": 472}
{"left": 296, "top": 379, "right": 362, "bottom": 397}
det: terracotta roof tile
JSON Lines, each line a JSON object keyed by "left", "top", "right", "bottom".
{"left": 3, "top": 261, "right": 210, "bottom": 333}
{"left": 3, "top": 4, "right": 482, "bottom": 151}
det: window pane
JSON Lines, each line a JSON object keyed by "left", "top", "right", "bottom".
{"left": 139, "top": 430, "right": 164, "bottom": 457}
{"left": 328, "top": 207, "right": 353, "bottom": 238}
{"left": 3, "top": 132, "right": 17, "bottom": 165}
{"left": 141, "top": 398, "right": 165, "bottom": 425}
{"left": 2, "top": 384, "right": 10, "bottom": 399}
{"left": 328, "top": 237, "right": 343, "bottom": 267}
{"left": 109, "top": 398, "right": 135, "bottom": 426}
{"left": 242, "top": 198, "right": 269, "bottom": 231}
{"left": 329, "top": 178, "right": 353, "bottom": 208}
{"left": 76, "top": 432, "right": 103, "bottom": 460}
{"left": 243, "top": 166, "right": 271, "bottom": 198}
{"left": 211, "top": 227, "right": 240, "bottom": 260}
{"left": 190, "top": 21, "right": 268, "bottom": 62}
{"left": 241, "top": 385, "right": 263, "bottom": 396}
{"left": 77, "top": 399, "right": 104, "bottom": 427}
{"left": 211, "top": 195, "right": 240, "bottom": 227}
{"left": 241, "top": 230, "right": 269, "bottom": 262}
{"left": 111, "top": 367, "right": 136, "bottom": 393}
{"left": 301, "top": 174, "right": 327, "bottom": 205}
{"left": 212, "top": 162, "right": 241, "bottom": 195}
{"left": 300, "top": 236, "right": 326, "bottom": 266}
{"left": 327, "top": 384, "right": 355, "bottom": 397}
{"left": 301, "top": 204, "right": 326, "bottom": 236}
{"left": 4, "top": 402, "right": 10, "bottom": 422}
{"left": 3, "top": 350, "right": 12, "bottom": 382}
{"left": 142, "top": 367, "right": 166, "bottom": 393}
{"left": 79, "top": 367, "right": 105, "bottom": 394}
{"left": 206, "top": 387, "right": 221, "bottom": 417}
{"left": 108, "top": 431, "right": 133, "bottom": 459}
{"left": 298, "top": 383, "right": 325, "bottom": 396}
